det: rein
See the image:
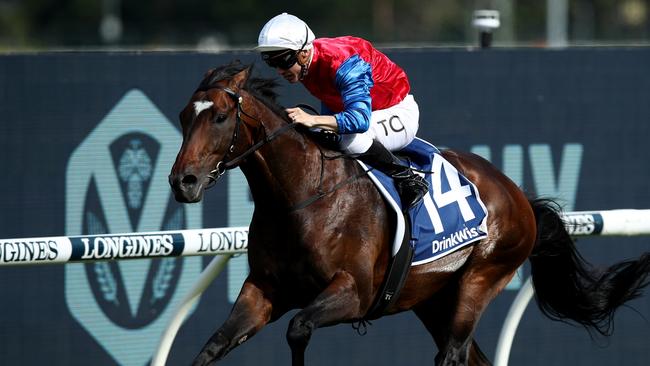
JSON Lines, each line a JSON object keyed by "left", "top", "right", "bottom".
{"left": 204, "top": 87, "right": 369, "bottom": 210}
{"left": 205, "top": 87, "right": 298, "bottom": 187}
{"left": 289, "top": 145, "right": 370, "bottom": 212}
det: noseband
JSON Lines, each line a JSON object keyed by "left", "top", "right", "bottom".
{"left": 205, "top": 87, "right": 298, "bottom": 188}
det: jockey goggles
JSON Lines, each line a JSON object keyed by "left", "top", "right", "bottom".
{"left": 261, "top": 26, "right": 310, "bottom": 69}
{"left": 261, "top": 49, "right": 299, "bottom": 69}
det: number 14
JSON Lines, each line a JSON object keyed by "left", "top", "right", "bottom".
{"left": 422, "top": 154, "right": 476, "bottom": 234}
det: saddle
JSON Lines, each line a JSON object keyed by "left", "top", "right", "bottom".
{"left": 359, "top": 138, "right": 489, "bottom": 319}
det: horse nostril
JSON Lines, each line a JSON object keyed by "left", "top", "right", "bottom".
{"left": 181, "top": 174, "right": 198, "bottom": 186}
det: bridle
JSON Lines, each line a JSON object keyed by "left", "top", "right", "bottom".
{"left": 197, "top": 85, "right": 369, "bottom": 211}
{"left": 204, "top": 87, "right": 298, "bottom": 188}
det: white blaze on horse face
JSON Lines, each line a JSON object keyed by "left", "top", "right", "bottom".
{"left": 193, "top": 101, "right": 214, "bottom": 116}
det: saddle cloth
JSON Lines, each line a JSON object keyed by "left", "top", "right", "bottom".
{"left": 356, "top": 138, "right": 489, "bottom": 266}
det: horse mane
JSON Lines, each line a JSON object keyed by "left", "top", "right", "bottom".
{"left": 197, "top": 60, "right": 289, "bottom": 120}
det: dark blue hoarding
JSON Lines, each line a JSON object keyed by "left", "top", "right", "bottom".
{"left": 0, "top": 49, "right": 649, "bottom": 365}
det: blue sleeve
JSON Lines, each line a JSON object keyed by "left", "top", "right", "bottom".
{"left": 333, "top": 55, "right": 374, "bottom": 134}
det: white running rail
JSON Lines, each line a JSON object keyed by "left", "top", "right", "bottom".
{"left": 0, "top": 226, "right": 249, "bottom": 266}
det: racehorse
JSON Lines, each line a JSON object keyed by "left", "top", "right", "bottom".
{"left": 169, "top": 61, "right": 650, "bottom": 366}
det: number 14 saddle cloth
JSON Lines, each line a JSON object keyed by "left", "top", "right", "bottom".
{"left": 357, "top": 138, "right": 489, "bottom": 266}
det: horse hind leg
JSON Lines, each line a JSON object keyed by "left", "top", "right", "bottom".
{"left": 416, "top": 302, "right": 492, "bottom": 365}
{"left": 415, "top": 258, "right": 520, "bottom": 365}
{"left": 286, "top": 270, "right": 362, "bottom": 366}
{"left": 468, "top": 339, "right": 491, "bottom": 365}
{"left": 414, "top": 291, "right": 489, "bottom": 366}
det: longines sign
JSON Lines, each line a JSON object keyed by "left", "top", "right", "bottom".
{"left": 0, "top": 227, "right": 249, "bottom": 265}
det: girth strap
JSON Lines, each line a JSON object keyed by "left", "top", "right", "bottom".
{"left": 363, "top": 212, "right": 414, "bottom": 320}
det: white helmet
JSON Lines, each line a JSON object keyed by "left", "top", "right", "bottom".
{"left": 257, "top": 13, "right": 315, "bottom": 52}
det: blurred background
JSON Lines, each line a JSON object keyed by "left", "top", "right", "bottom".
{"left": 1, "top": 1, "right": 650, "bottom": 366}
{"left": 0, "top": 0, "right": 649, "bottom": 51}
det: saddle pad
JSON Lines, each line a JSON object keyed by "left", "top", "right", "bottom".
{"left": 358, "top": 138, "right": 489, "bottom": 266}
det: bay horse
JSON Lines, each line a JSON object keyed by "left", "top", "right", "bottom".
{"left": 169, "top": 61, "right": 650, "bottom": 366}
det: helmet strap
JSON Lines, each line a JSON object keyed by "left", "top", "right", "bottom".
{"left": 297, "top": 25, "right": 311, "bottom": 81}
{"left": 298, "top": 50, "right": 311, "bottom": 80}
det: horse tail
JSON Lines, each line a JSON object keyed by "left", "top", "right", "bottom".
{"left": 528, "top": 198, "right": 650, "bottom": 336}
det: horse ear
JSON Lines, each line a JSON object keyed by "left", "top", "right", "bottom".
{"left": 231, "top": 65, "right": 252, "bottom": 90}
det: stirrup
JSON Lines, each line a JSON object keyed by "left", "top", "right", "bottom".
{"left": 396, "top": 175, "right": 428, "bottom": 210}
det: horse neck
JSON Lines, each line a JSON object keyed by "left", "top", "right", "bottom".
{"left": 239, "top": 96, "right": 324, "bottom": 209}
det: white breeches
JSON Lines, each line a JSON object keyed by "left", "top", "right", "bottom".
{"left": 338, "top": 94, "right": 420, "bottom": 154}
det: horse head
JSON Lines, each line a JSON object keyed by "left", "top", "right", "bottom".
{"left": 169, "top": 62, "right": 276, "bottom": 203}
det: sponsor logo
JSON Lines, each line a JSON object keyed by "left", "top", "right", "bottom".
{"left": 431, "top": 226, "right": 483, "bottom": 255}
{"left": 376, "top": 115, "right": 405, "bottom": 135}
{"left": 563, "top": 213, "right": 603, "bottom": 236}
{"left": 0, "top": 239, "right": 59, "bottom": 263}
{"left": 65, "top": 89, "right": 203, "bottom": 365}
{"left": 71, "top": 233, "right": 181, "bottom": 260}
{"left": 197, "top": 229, "right": 248, "bottom": 252}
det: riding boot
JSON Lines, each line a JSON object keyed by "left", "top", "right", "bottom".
{"left": 359, "top": 140, "right": 429, "bottom": 211}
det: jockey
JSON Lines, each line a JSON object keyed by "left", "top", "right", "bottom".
{"left": 256, "top": 13, "right": 428, "bottom": 210}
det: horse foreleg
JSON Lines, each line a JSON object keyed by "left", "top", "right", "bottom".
{"left": 192, "top": 278, "right": 274, "bottom": 366}
{"left": 286, "top": 270, "right": 361, "bottom": 366}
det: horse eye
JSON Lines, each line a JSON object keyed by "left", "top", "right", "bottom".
{"left": 215, "top": 113, "right": 227, "bottom": 123}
